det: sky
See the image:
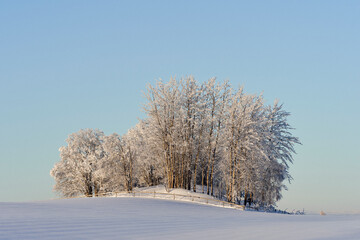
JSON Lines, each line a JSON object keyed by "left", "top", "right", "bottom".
{"left": 0, "top": 1, "right": 359, "bottom": 213}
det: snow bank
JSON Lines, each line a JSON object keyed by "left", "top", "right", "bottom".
{"left": 103, "top": 185, "right": 243, "bottom": 210}
{"left": 1, "top": 197, "right": 359, "bottom": 239}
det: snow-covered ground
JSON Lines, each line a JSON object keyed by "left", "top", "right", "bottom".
{"left": 1, "top": 196, "right": 359, "bottom": 240}
{"left": 110, "top": 185, "right": 244, "bottom": 210}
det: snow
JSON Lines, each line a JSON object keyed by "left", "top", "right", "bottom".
{"left": 1, "top": 197, "right": 359, "bottom": 240}
{"left": 131, "top": 185, "right": 219, "bottom": 200}
{"left": 104, "top": 185, "right": 243, "bottom": 210}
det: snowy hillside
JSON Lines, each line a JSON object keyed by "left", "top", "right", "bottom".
{"left": 117, "top": 185, "right": 242, "bottom": 209}
{"left": 1, "top": 197, "right": 359, "bottom": 240}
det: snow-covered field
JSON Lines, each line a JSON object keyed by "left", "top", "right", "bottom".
{"left": 1, "top": 197, "right": 359, "bottom": 240}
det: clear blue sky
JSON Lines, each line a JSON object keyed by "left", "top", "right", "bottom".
{"left": 1, "top": 1, "right": 359, "bottom": 213}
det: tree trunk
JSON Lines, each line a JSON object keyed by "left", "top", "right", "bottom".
{"left": 201, "top": 170, "right": 204, "bottom": 193}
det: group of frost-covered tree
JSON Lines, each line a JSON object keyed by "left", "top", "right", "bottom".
{"left": 50, "top": 77, "right": 300, "bottom": 207}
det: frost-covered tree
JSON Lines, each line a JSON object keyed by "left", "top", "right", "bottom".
{"left": 201, "top": 78, "right": 229, "bottom": 195}
{"left": 102, "top": 133, "right": 131, "bottom": 192}
{"left": 138, "top": 77, "right": 300, "bottom": 206}
{"left": 254, "top": 100, "right": 301, "bottom": 206}
{"left": 218, "top": 88, "right": 264, "bottom": 202}
{"left": 143, "top": 78, "right": 181, "bottom": 189}
{"left": 50, "top": 77, "right": 300, "bottom": 208}
{"left": 130, "top": 121, "right": 163, "bottom": 187}
{"left": 50, "top": 129, "right": 106, "bottom": 197}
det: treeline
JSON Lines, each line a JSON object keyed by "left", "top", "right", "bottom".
{"left": 50, "top": 77, "right": 300, "bottom": 207}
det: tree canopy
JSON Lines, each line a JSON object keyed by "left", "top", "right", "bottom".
{"left": 50, "top": 77, "right": 300, "bottom": 207}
